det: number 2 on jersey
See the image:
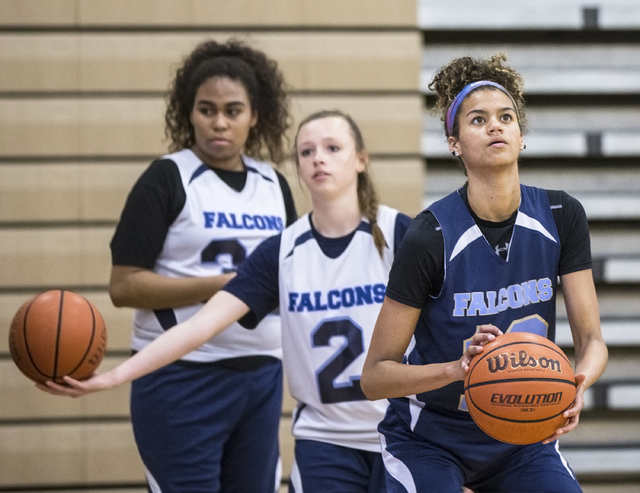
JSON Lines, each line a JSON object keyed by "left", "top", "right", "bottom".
{"left": 311, "top": 317, "right": 367, "bottom": 404}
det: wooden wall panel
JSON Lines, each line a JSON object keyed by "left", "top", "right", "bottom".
{"left": 0, "top": 0, "right": 416, "bottom": 27}
{"left": 0, "top": 227, "right": 112, "bottom": 287}
{"left": 0, "top": 96, "right": 422, "bottom": 157}
{"left": 0, "top": 0, "right": 76, "bottom": 26}
{"left": 0, "top": 423, "right": 144, "bottom": 486}
{"left": 0, "top": 163, "right": 145, "bottom": 222}
{"left": 292, "top": 95, "right": 423, "bottom": 155}
{"left": 78, "top": 0, "right": 416, "bottom": 27}
{"left": 0, "top": 359, "right": 130, "bottom": 419}
{"left": 0, "top": 0, "right": 422, "bottom": 489}
{"left": 190, "top": 0, "right": 417, "bottom": 27}
{"left": 0, "top": 159, "right": 422, "bottom": 226}
{"left": 370, "top": 159, "right": 425, "bottom": 217}
{"left": 0, "top": 32, "right": 421, "bottom": 92}
{"left": 0, "top": 35, "right": 81, "bottom": 91}
{"left": 0, "top": 98, "right": 166, "bottom": 157}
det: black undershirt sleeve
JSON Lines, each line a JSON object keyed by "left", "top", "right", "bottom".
{"left": 275, "top": 169, "right": 298, "bottom": 226}
{"left": 547, "top": 190, "right": 593, "bottom": 275}
{"left": 385, "top": 211, "right": 444, "bottom": 308}
{"left": 110, "top": 159, "right": 185, "bottom": 269}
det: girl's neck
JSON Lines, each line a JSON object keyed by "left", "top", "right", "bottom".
{"left": 191, "top": 147, "right": 245, "bottom": 172}
{"left": 310, "top": 193, "right": 362, "bottom": 238}
{"left": 466, "top": 167, "right": 521, "bottom": 222}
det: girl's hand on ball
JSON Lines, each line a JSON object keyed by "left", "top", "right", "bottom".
{"left": 542, "top": 373, "right": 587, "bottom": 444}
{"left": 459, "top": 325, "right": 503, "bottom": 374}
{"left": 36, "top": 372, "right": 116, "bottom": 397}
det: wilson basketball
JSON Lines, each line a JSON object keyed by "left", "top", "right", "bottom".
{"left": 464, "top": 331, "right": 576, "bottom": 445}
{"left": 8, "top": 290, "right": 107, "bottom": 384}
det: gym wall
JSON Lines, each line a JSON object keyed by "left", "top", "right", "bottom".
{"left": 0, "top": 1, "right": 423, "bottom": 490}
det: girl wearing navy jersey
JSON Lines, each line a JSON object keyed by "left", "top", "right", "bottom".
{"left": 360, "top": 54, "right": 608, "bottom": 493}
{"left": 99, "top": 39, "right": 296, "bottom": 493}
{"left": 40, "top": 110, "right": 412, "bottom": 492}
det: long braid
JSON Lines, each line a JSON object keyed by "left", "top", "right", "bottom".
{"left": 357, "top": 170, "right": 385, "bottom": 258}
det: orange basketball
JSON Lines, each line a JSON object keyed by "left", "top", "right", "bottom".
{"left": 8, "top": 290, "right": 107, "bottom": 384}
{"left": 464, "top": 331, "right": 576, "bottom": 445}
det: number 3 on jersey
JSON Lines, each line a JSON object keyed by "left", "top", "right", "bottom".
{"left": 311, "top": 317, "right": 367, "bottom": 404}
{"left": 201, "top": 239, "right": 246, "bottom": 273}
{"left": 458, "top": 314, "right": 549, "bottom": 411}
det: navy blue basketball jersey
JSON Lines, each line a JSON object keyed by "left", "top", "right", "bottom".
{"left": 131, "top": 149, "right": 287, "bottom": 362}
{"left": 390, "top": 185, "right": 561, "bottom": 439}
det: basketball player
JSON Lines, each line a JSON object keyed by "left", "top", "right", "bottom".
{"left": 40, "top": 110, "right": 412, "bottom": 493}
{"left": 104, "top": 39, "right": 296, "bottom": 493}
{"left": 360, "top": 53, "right": 608, "bottom": 493}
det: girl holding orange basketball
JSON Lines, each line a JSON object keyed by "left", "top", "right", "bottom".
{"left": 80, "top": 39, "right": 296, "bottom": 493}
{"left": 360, "top": 53, "right": 608, "bottom": 493}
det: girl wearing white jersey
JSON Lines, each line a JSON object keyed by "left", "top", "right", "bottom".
{"left": 40, "top": 110, "right": 411, "bottom": 493}
{"left": 98, "top": 39, "right": 296, "bottom": 493}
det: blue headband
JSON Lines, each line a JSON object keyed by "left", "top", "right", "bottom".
{"left": 445, "top": 80, "right": 516, "bottom": 136}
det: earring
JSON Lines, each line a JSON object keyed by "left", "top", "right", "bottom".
{"left": 520, "top": 143, "right": 526, "bottom": 150}
{"left": 451, "top": 151, "right": 459, "bottom": 157}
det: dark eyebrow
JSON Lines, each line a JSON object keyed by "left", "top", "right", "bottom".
{"left": 466, "top": 106, "right": 516, "bottom": 117}
{"left": 195, "top": 100, "right": 247, "bottom": 107}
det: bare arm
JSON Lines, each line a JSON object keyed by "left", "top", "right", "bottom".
{"left": 564, "top": 269, "right": 608, "bottom": 387}
{"left": 543, "top": 269, "right": 608, "bottom": 442}
{"left": 109, "top": 265, "right": 235, "bottom": 310}
{"left": 361, "top": 297, "right": 500, "bottom": 400}
{"left": 37, "top": 291, "right": 250, "bottom": 396}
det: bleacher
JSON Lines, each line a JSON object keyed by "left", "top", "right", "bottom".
{"left": 419, "top": 1, "right": 640, "bottom": 491}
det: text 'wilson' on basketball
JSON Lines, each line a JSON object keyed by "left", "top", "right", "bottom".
{"left": 487, "top": 351, "right": 562, "bottom": 373}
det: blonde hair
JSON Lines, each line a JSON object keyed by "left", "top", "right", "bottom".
{"left": 294, "top": 110, "right": 386, "bottom": 257}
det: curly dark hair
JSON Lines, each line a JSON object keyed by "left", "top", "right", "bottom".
{"left": 165, "top": 38, "right": 291, "bottom": 164}
{"left": 428, "top": 53, "right": 527, "bottom": 138}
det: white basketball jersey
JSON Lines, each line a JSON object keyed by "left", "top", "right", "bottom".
{"left": 131, "top": 149, "right": 286, "bottom": 362}
{"left": 278, "top": 205, "right": 399, "bottom": 452}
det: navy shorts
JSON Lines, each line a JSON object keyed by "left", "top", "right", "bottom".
{"left": 379, "top": 405, "right": 582, "bottom": 493}
{"left": 289, "top": 439, "right": 387, "bottom": 493}
{"left": 130, "top": 357, "right": 283, "bottom": 493}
